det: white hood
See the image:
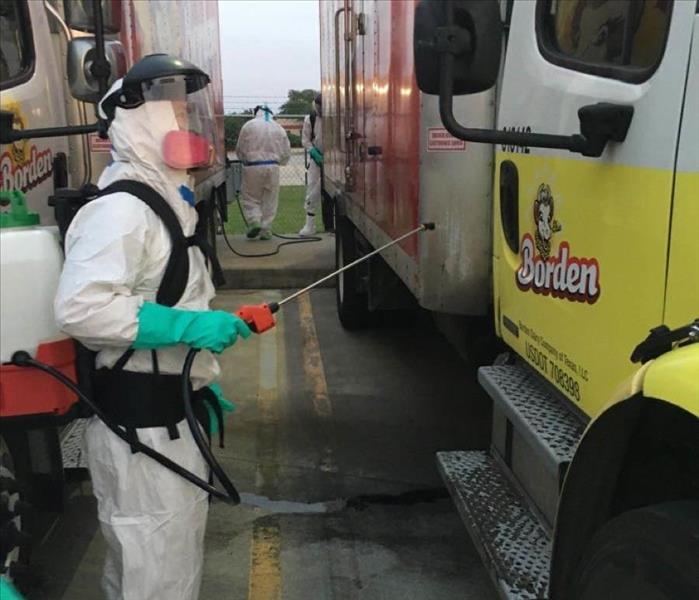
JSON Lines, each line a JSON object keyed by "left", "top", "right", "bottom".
{"left": 97, "top": 80, "right": 195, "bottom": 230}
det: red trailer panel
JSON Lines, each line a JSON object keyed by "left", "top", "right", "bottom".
{"left": 320, "top": 0, "right": 495, "bottom": 315}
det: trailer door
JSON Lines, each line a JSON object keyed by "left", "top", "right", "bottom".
{"left": 493, "top": 0, "right": 694, "bottom": 417}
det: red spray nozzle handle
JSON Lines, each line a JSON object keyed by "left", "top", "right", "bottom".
{"left": 235, "top": 302, "right": 279, "bottom": 334}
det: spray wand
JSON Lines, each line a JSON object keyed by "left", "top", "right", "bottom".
{"left": 235, "top": 222, "right": 435, "bottom": 333}
{"left": 10, "top": 223, "right": 435, "bottom": 506}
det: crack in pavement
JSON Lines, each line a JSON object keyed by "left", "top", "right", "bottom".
{"left": 240, "top": 487, "right": 449, "bottom": 515}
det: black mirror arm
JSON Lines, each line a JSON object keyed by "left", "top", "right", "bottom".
{"left": 438, "top": 52, "right": 588, "bottom": 154}
{"left": 0, "top": 116, "right": 100, "bottom": 145}
{"left": 91, "top": 0, "right": 111, "bottom": 101}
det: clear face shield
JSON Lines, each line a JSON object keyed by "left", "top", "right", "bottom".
{"left": 140, "top": 75, "right": 216, "bottom": 171}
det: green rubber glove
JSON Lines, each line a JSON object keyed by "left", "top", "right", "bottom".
{"left": 309, "top": 146, "right": 323, "bottom": 166}
{"left": 134, "top": 302, "right": 251, "bottom": 353}
{"left": 205, "top": 382, "right": 236, "bottom": 435}
{"left": 0, "top": 579, "right": 26, "bottom": 600}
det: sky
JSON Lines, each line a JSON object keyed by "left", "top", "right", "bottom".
{"left": 218, "top": 0, "right": 321, "bottom": 114}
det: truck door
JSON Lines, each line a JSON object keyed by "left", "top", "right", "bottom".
{"left": 494, "top": 0, "right": 694, "bottom": 416}
{"left": 0, "top": 0, "right": 69, "bottom": 224}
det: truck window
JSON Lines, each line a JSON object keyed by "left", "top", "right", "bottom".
{"left": 0, "top": 0, "right": 34, "bottom": 89}
{"left": 536, "top": 0, "right": 673, "bottom": 83}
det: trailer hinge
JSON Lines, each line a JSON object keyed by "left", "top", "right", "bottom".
{"left": 356, "top": 13, "right": 366, "bottom": 36}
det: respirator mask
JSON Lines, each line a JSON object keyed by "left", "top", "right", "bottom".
{"left": 100, "top": 54, "right": 218, "bottom": 172}
{"left": 142, "top": 75, "right": 216, "bottom": 170}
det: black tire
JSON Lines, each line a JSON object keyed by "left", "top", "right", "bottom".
{"left": 335, "top": 216, "right": 373, "bottom": 330}
{"left": 572, "top": 501, "right": 699, "bottom": 600}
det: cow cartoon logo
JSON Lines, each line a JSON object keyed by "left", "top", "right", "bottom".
{"left": 533, "top": 184, "right": 561, "bottom": 260}
{"left": 516, "top": 183, "right": 601, "bottom": 304}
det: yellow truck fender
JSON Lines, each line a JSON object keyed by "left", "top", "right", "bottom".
{"left": 642, "top": 343, "right": 699, "bottom": 415}
{"left": 549, "top": 343, "right": 699, "bottom": 598}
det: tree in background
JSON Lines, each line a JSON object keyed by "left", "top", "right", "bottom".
{"left": 224, "top": 109, "right": 252, "bottom": 151}
{"left": 278, "top": 89, "right": 319, "bottom": 115}
{"left": 224, "top": 88, "right": 319, "bottom": 151}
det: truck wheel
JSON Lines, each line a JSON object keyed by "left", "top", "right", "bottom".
{"left": 0, "top": 436, "right": 26, "bottom": 581}
{"left": 572, "top": 501, "right": 699, "bottom": 600}
{"left": 335, "top": 216, "right": 373, "bottom": 330}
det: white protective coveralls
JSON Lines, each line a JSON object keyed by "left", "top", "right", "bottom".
{"left": 235, "top": 110, "right": 291, "bottom": 232}
{"left": 54, "top": 90, "right": 218, "bottom": 600}
{"left": 302, "top": 112, "right": 322, "bottom": 217}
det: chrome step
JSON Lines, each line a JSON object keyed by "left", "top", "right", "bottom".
{"left": 437, "top": 450, "right": 551, "bottom": 600}
{"left": 479, "top": 364, "right": 584, "bottom": 478}
{"left": 60, "top": 418, "right": 89, "bottom": 470}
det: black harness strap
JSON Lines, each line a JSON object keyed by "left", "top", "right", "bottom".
{"left": 98, "top": 180, "right": 226, "bottom": 305}
{"left": 187, "top": 233, "right": 225, "bottom": 288}
{"left": 98, "top": 180, "right": 225, "bottom": 373}
{"left": 90, "top": 181, "right": 225, "bottom": 442}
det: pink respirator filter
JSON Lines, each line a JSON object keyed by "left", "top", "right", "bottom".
{"left": 162, "top": 130, "right": 211, "bottom": 170}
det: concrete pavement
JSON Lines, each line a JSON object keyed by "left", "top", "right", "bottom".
{"left": 218, "top": 233, "right": 335, "bottom": 290}
{"left": 25, "top": 289, "right": 496, "bottom": 600}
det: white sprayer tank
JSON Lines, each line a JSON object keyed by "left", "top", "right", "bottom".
{"left": 0, "top": 192, "right": 65, "bottom": 363}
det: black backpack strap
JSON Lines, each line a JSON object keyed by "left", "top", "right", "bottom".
{"left": 97, "top": 180, "right": 226, "bottom": 374}
{"left": 151, "top": 349, "right": 180, "bottom": 440}
{"left": 187, "top": 234, "right": 226, "bottom": 288}
{"left": 99, "top": 180, "right": 189, "bottom": 374}
{"left": 193, "top": 199, "right": 226, "bottom": 288}
{"left": 310, "top": 112, "right": 316, "bottom": 142}
{"left": 98, "top": 180, "right": 190, "bottom": 307}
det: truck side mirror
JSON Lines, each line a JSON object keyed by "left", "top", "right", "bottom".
{"left": 411, "top": 0, "right": 633, "bottom": 157}
{"left": 414, "top": 0, "right": 502, "bottom": 95}
{"left": 67, "top": 38, "right": 127, "bottom": 103}
{"left": 64, "top": 0, "right": 121, "bottom": 34}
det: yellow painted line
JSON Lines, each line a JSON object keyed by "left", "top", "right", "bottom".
{"left": 297, "top": 294, "right": 336, "bottom": 473}
{"left": 248, "top": 296, "right": 282, "bottom": 600}
{"left": 248, "top": 519, "right": 282, "bottom": 600}
{"left": 298, "top": 294, "right": 333, "bottom": 418}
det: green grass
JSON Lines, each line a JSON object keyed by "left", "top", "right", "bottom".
{"left": 224, "top": 185, "right": 320, "bottom": 235}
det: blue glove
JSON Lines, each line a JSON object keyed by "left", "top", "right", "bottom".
{"left": 133, "top": 302, "right": 251, "bottom": 353}
{"left": 309, "top": 146, "right": 323, "bottom": 166}
{"left": 205, "top": 382, "right": 235, "bottom": 436}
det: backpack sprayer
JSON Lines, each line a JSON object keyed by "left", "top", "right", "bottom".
{"left": 9, "top": 222, "right": 434, "bottom": 505}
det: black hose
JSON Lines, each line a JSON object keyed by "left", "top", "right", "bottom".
{"left": 11, "top": 350, "right": 240, "bottom": 506}
{"left": 218, "top": 184, "right": 322, "bottom": 259}
{"left": 181, "top": 348, "right": 240, "bottom": 503}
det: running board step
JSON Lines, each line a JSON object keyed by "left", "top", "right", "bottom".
{"left": 437, "top": 450, "right": 550, "bottom": 600}
{"left": 60, "top": 418, "right": 89, "bottom": 469}
{"left": 479, "top": 364, "right": 584, "bottom": 478}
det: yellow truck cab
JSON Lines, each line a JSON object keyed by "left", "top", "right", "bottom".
{"left": 413, "top": 1, "right": 699, "bottom": 598}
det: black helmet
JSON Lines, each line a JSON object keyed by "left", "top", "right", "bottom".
{"left": 100, "top": 54, "right": 210, "bottom": 121}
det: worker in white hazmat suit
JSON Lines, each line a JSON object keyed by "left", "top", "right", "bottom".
{"left": 54, "top": 54, "right": 250, "bottom": 600}
{"left": 299, "top": 94, "right": 323, "bottom": 236}
{"left": 235, "top": 105, "right": 291, "bottom": 240}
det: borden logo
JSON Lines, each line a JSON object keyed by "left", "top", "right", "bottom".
{"left": 516, "top": 184, "right": 601, "bottom": 304}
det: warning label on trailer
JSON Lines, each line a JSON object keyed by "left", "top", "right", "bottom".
{"left": 426, "top": 128, "right": 466, "bottom": 152}
{"left": 89, "top": 134, "right": 112, "bottom": 153}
